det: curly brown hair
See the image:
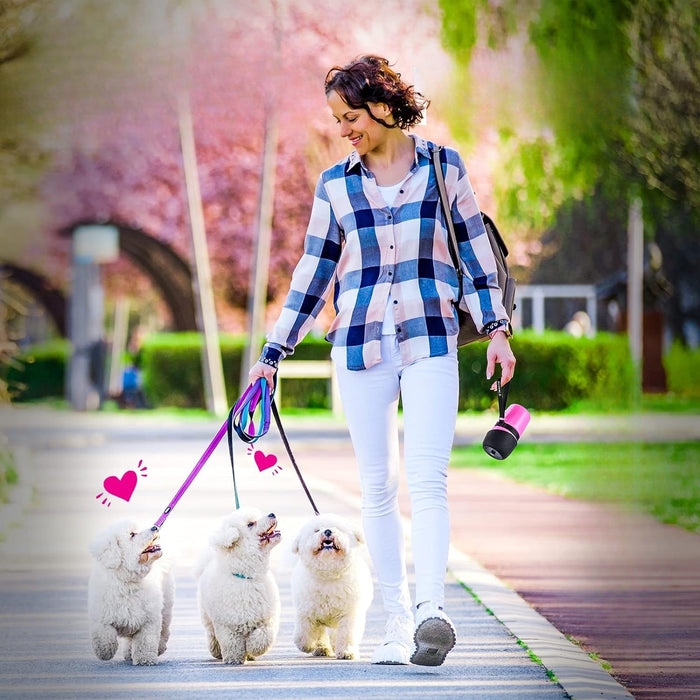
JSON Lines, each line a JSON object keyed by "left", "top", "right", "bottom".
{"left": 324, "top": 55, "right": 429, "bottom": 130}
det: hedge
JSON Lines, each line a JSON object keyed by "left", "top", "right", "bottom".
{"left": 457, "top": 331, "right": 636, "bottom": 411}
{"left": 3, "top": 339, "right": 69, "bottom": 401}
{"left": 138, "top": 332, "right": 332, "bottom": 409}
{"left": 4, "top": 331, "right": 640, "bottom": 411}
{"left": 664, "top": 342, "right": 700, "bottom": 398}
{"left": 139, "top": 330, "right": 635, "bottom": 411}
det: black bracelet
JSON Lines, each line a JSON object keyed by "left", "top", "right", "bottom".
{"left": 485, "top": 319, "right": 512, "bottom": 339}
{"left": 260, "top": 357, "right": 279, "bottom": 369}
{"left": 484, "top": 320, "right": 507, "bottom": 334}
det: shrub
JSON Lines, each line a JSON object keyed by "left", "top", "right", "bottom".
{"left": 138, "top": 332, "right": 246, "bottom": 408}
{"left": 2, "top": 331, "right": 638, "bottom": 412}
{"left": 274, "top": 337, "right": 332, "bottom": 409}
{"left": 3, "top": 339, "right": 69, "bottom": 401}
{"left": 665, "top": 343, "right": 700, "bottom": 398}
{"left": 457, "top": 331, "right": 635, "bottom": 411}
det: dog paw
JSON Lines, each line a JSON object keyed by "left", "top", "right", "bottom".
{"left": 222, "top": 656, "right": 245, "bottom": 665}
{"left": 336, "top": 647, "right": 358, "bottom": 660}
{"left": 93, "top": 642, "right": 118, "bottom": 661}
{"left": 132, "top": 656, "right": 158, "bottom": 666}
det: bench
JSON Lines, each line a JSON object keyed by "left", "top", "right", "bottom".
{"left": 276, "top": 360, "right": 342, "bottom": 418}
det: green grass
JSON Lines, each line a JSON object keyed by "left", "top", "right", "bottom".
{"left": 0, "top": 447, "right": 18, "bottom": 503}
{"left": 547, "top": 394, "right": 700, "bottom": 415}
{"left": 450, "top": 441, "right": 700, "bottom": 533}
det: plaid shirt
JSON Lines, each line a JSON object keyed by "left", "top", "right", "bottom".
{"left": 262, "top": 135, "right": 509, "bottom": 371}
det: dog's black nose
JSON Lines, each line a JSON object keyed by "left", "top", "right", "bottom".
{"left": 323, "top": 529, "right": 332, "bottom": 537}
{"left": 268, "top": 512, "right": 275, "bottom": 519}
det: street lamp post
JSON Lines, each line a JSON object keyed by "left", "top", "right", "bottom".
{"left": 68, "top": 224, "right": 119, "bottom": 411}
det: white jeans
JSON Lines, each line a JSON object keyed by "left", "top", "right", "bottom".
{"left": 332, "top": 335, "right": 459, "bottom": 615}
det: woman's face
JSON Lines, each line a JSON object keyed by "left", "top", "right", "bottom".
{"left": 327, "top": 89, "right": 391, "bottom": 156}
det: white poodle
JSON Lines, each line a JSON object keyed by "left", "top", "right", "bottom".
{"left": 291, "top": 513, "right": 373, "bottom": 660}
{"left": 88, "top": 520, "right": 174, "bottom": 665}
{"left": 196, "top": 507, "right": 281, "bottom": 664}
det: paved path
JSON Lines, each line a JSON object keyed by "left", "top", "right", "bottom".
{"left": 292, "top": 411, "right": 700, "bottom": 699}
{"left": 0, "top": 413, "right": 575, "bottom": 700}
{"left": 3, "top": 406, "right": 697, "bottom": 698}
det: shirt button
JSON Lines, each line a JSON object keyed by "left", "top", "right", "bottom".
{"left": 393, "top": 300, "right": 398, "bottom": 304}
{"left": 390, "top": 245, "right": 394, "bottom": 249}
{"left": 388, "top": 271, "right": 392, "bottom": 276}
{"left": 387, "top": 214, "right": 392, "bottom": 219}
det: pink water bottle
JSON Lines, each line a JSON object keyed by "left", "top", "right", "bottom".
{"left": 482, "top": 382, "right": 531, "bottom": 460}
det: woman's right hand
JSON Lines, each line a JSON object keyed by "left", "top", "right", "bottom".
{"left": 248, "top": 360, "right": 277, "bottom": 388}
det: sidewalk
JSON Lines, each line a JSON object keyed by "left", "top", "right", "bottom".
{"left": 0, "top": 407, "right": 576, "bottom": 700}
{"left": 2, "top": 406, "right": 697, "bottom": 698}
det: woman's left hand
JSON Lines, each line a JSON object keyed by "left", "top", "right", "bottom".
{"left": 486, "top": 331, "right": 516, "bottom": 389}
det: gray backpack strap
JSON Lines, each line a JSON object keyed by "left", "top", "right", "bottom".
{"left": 431, "top": 144, "right": 463, "bottom": 296}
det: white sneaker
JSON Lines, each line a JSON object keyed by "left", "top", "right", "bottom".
{"left": 371, "top": 612, "right": 414, "bottom": 665}
{"left": 410, "top": 602, "right": 456, "bottom": 666}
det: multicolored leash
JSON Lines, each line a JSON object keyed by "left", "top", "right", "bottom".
{"left": 151, "top": 376, "right": 319, "bottom": 531}
{"left": 151, "top": 378, "right": 273, "bottom": 530}
{"left": 225, "top": 377, "right": 274, "bottom": 509}
{"left": 228, "top": 376, "right": 320, "bottom": 516}
{"left": 151, "top": 419, "right": 228, "bottom": 531}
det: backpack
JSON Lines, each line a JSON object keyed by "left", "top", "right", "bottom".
{"left": 431, "top": 145, "right": 516, "bottom": 346}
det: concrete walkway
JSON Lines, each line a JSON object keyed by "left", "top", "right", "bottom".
{"left": 2, "top": 406, "right": 696, "bottom": 698}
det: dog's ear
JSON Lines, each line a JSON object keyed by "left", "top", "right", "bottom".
{"left": 90, "top": 530, "right": 124, "bottom": 569}
{"left": 210, "top": 522, "right": 241, "bottom": 549}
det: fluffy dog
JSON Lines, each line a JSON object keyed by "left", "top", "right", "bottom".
{"left": 196, "top": 507, "right": 281, "bottom": 664}
{"left": 291, "top": 514, "right": 373, "bottom": 660}
{"left": 88, "top": 520, "right": 174, "bottom": 665}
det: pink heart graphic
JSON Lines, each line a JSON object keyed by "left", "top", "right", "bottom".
{"left": 253, "top": 451, "right": 278, "bottom": 472}
{"left": 103, "top": 470, "right": 138, "bottom": 502}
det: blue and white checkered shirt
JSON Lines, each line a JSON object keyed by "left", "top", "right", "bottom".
{"left": 261, "top": 136, "right": 509, "bottom": 371}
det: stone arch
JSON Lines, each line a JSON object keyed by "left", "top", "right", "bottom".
{"left": 0, "top": 263, "right": 67, "bottom": 335}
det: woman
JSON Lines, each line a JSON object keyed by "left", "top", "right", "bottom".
{"left": 249, "top": 55, "right": 515, "bottom": 666}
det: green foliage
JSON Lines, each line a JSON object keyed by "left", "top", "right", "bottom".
{"left": 438, "top": 0, "right": 478, "bottom": 66}
{"left": 494, "top": 130, "right": 595, "bottom": 234}
{"left": 138, "top": 332, "right": 334, "bottom": 410}
{"left": 628, "top": 0, "right": 700, "bottom": 211}
{"left": 4, "top": 332, "right": 637, "bottom": 412}
{"left": 438, "top": 0, "right": 699, "bottom": 243}
{"left": 139, "top": 332, "right": 246, "bottom": 409}
{"left": 528, "top": 0, "right": 632, "bottom": 150}
{"left": 451, "top": 440, "right": 700, "bottom": 533}
{"left": 3, "top": 339, "right": 69, "bottom": 401}
{"left": 457, "top": 331, "right": 635, "bottom": 411}
{"left": 0, "top": 442, "right": 18, "bottom": 503}
{"left": 498, "top": 0, "right": 635, "bottom": 233}
{"left": 664, "top": 343, "right": 700, "bottom": 399}
{"left": 274, "top": 339, "right": 332, "bottom": 410}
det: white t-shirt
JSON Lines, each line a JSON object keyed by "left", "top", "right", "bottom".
{"left": 377, "top": 182, "right": 404, "bottom": 335}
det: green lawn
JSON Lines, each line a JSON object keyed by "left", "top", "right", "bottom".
{"left": 450, "top": 441, "right": 700, "bottom": 533}
{"left": 0, "top": 446, "right": 18, "bottom": 503}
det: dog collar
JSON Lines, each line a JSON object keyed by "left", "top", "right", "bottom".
{"left": 232, "top": 572, "right": 253, "bottom": 580}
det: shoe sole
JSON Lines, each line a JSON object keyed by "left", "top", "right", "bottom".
{"left": 410, "top": 617, "right": 456, "bottom": 667}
